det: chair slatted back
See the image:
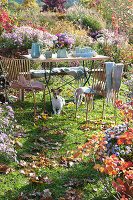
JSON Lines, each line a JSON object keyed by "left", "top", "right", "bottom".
{"left": 0, "top": 56, "right": 31, "bottom": 83}
{"left": 91, "top": 62, "right": 106, "bottom": 96}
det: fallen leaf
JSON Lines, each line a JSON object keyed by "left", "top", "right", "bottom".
{"left": 37, "top": 136, "right": 45, "bottom": 142}
{"left": 19, "top": 160, "right": 27, "bottom": 167}
{"left": 42, "top": 114, "right": 48, "bottom": 120}
{"left": 0, "top": 164, "right": 14, "bottom": 174}
{"left": 42, "top": 189, "right": 52, "bottom": 199}
{"left": 30, "top": 146, "right": 42, "bottom": 151}
{"left": 22, "top": 153, "right": 38, "bottom": 160}
{"left": 15, "top": 141, "right": 23, "bottom": 148}
{"left": 43, "top": 176, "right": 52, "bottom": 184}
{"left": 29, "top": 175, "right": 44, "bottom": 184}
{"left": 23, "top": 130, "right": 27, "bottom": 134}
{"left": 20, "top": 169, "right": 35, "bottom": 177}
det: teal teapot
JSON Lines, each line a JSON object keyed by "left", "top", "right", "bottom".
{"left": 31, "top": 43, "right": 41, "bottom": 58}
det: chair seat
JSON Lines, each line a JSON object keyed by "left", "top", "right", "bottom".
{"left": 75, "top": 87, "right": 95, "bottom": 96}
{"left": 30, "top": 81, "right": 45, "bottom": 90}
{"left": 10, "top": 80, "right": 45, "bottom": 91}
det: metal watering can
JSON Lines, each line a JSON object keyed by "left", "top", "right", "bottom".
{"left": 31, "top": 43, "right": 41, "bottom": 58}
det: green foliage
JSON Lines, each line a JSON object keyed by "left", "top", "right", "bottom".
{"left": 81, "top": 14, "right": 103, "bottom": 32}
{"left": 66, "top": 5, "right": 105, "bottom": 33}
{"left": 79, "top": 0, "right": 133, "bottom": 35}
{"left": 35, "top": 12, "right": 58, "bottom": 28}
{"left": 22, "top": 0, "right": 38, "bottom": 8}
{"left": 8, "top": 1, "right": 21, "bottom": 12}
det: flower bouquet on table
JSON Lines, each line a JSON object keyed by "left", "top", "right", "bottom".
{"left": 54, "top": 33, "right": 74, "bottom": 58}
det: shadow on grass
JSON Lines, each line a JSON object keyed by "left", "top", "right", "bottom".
{"left": 0, "top": 162, "right": 115, "bottom": 200}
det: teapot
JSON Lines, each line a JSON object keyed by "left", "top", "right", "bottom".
{"left": 31, "top": 43, "right": 41, "bottom": 58}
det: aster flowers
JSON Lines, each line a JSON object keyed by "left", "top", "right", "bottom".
{"left": 54, "top": 33, "right": 74, "bottom": 51}
{"left": 0, "top": 103, "right": 18, "bottom": 162}
{"left": 104, "top": 125, "right": 133, "bottom": 161}
{"left": 0, "top": 26, "right": 57, "bottom": 50}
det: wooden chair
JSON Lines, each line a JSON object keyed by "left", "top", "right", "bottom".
{"left": 75, "top": 62, "right": 106, "bottom": 122}
{"left": 0, "top": 56, "right": 45, "bottom": 117}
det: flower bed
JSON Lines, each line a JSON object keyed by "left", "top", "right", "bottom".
{"left": 0, "top": 26, "right": 57, "bottom": 50}
{"left": 74, "top": 100, "right": 133, "bottom": 200}
{"left": 0, "top": 103, "right": 19, "bottom": 162}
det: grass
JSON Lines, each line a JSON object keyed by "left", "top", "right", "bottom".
{"left": 0, "top": 74, "right": 129, "bottom": 200}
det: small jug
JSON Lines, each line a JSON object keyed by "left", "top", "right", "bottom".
{"left": 31, "top": 43, "right": 40, "bottom": 58}
{"left": 45, "top": 50, "right": 52, "bottom": 59}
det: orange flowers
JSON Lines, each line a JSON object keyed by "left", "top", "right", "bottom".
{"left": 120, "top": 195, "right": 128, "bottom": 200}
{"left": 117, "top": 130, "right": 133, "bottom": 145}
{"left": 115, "top": 100, "right": 133, "bottom": 123}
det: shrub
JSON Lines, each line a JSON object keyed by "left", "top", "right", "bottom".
{"left": 8, "top": 1, "right": 21, "bottom": 12}
{"left": 124, "top": 72, "right": 133, "bottom": 104}
{"left": 41, "top": 0, "right": 67, "bottom": 13}
{"left": 119, "top": 44, "right": 133, "bottom": 66}
{"left": 22, "top": 0, "right": 38, "bottom": 8}
{"left": 81, "top": 14, "right": 103, "bottom": 32}
{"left": 93, "top": 29, "right": 130, "bottom": 63}
{"left": 66, "top": 5, "right": 106, "bottom": 33}
{"left": 35, "top": 12, "right": 58, "bottom": 28}
{"left": 0, "top": 7, "right": 14, "bottom": 34}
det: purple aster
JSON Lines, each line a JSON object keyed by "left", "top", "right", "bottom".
{"left": 120, "top": 150, "right": 125, "bottom": 155}
{"left": 115, "top": 152, "right": 120, "bottom": 157}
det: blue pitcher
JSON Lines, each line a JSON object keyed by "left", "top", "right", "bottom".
{"left": 31, "top": 43, "right": 40, "bottom": 58}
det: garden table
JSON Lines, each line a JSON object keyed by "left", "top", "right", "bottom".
{"left": 23, "top": 53, "right": 109, "bottom": 102}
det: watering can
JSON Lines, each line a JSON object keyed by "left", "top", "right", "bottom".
{"left": 31, "top": 43, "right": 41, "bottom": 58}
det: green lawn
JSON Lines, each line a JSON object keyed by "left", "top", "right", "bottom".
{"left": 0, "top": 74, "right": 129, "bottom": 200}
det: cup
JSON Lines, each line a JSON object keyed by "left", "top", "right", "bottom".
{"left": 80, "top": 48, "right": 86, "bottom": 53}
{"left": 75, "top": 47, "right": 80, "bottom": 53}
{"left": 45, "top": 51, "right": 52, "bottom": 59}
{"left": 28, "top": 49, "right": 31, "bottom": 55}
{"left": 85, "top": 47, "right": 92, "bottom": 53}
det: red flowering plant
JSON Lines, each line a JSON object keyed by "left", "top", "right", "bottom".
{"left": 0, "top": 7, "right": 14, "bottom": 34}
{"left": 74, "top": 100, "right": 133, "bottom": 199}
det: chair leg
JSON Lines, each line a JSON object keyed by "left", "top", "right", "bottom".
{"left": 90, "top": 94, "right": 94, "bottom": 110}
{"left": 86, "top": 95, "right": 89, "bottom": 123}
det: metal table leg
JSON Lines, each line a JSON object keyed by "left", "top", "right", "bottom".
{"left": 43, "top": 62, "right": 52, "bottom": 103}
{"left": 83, "top": 60, "right": 94, "bottom": 86}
